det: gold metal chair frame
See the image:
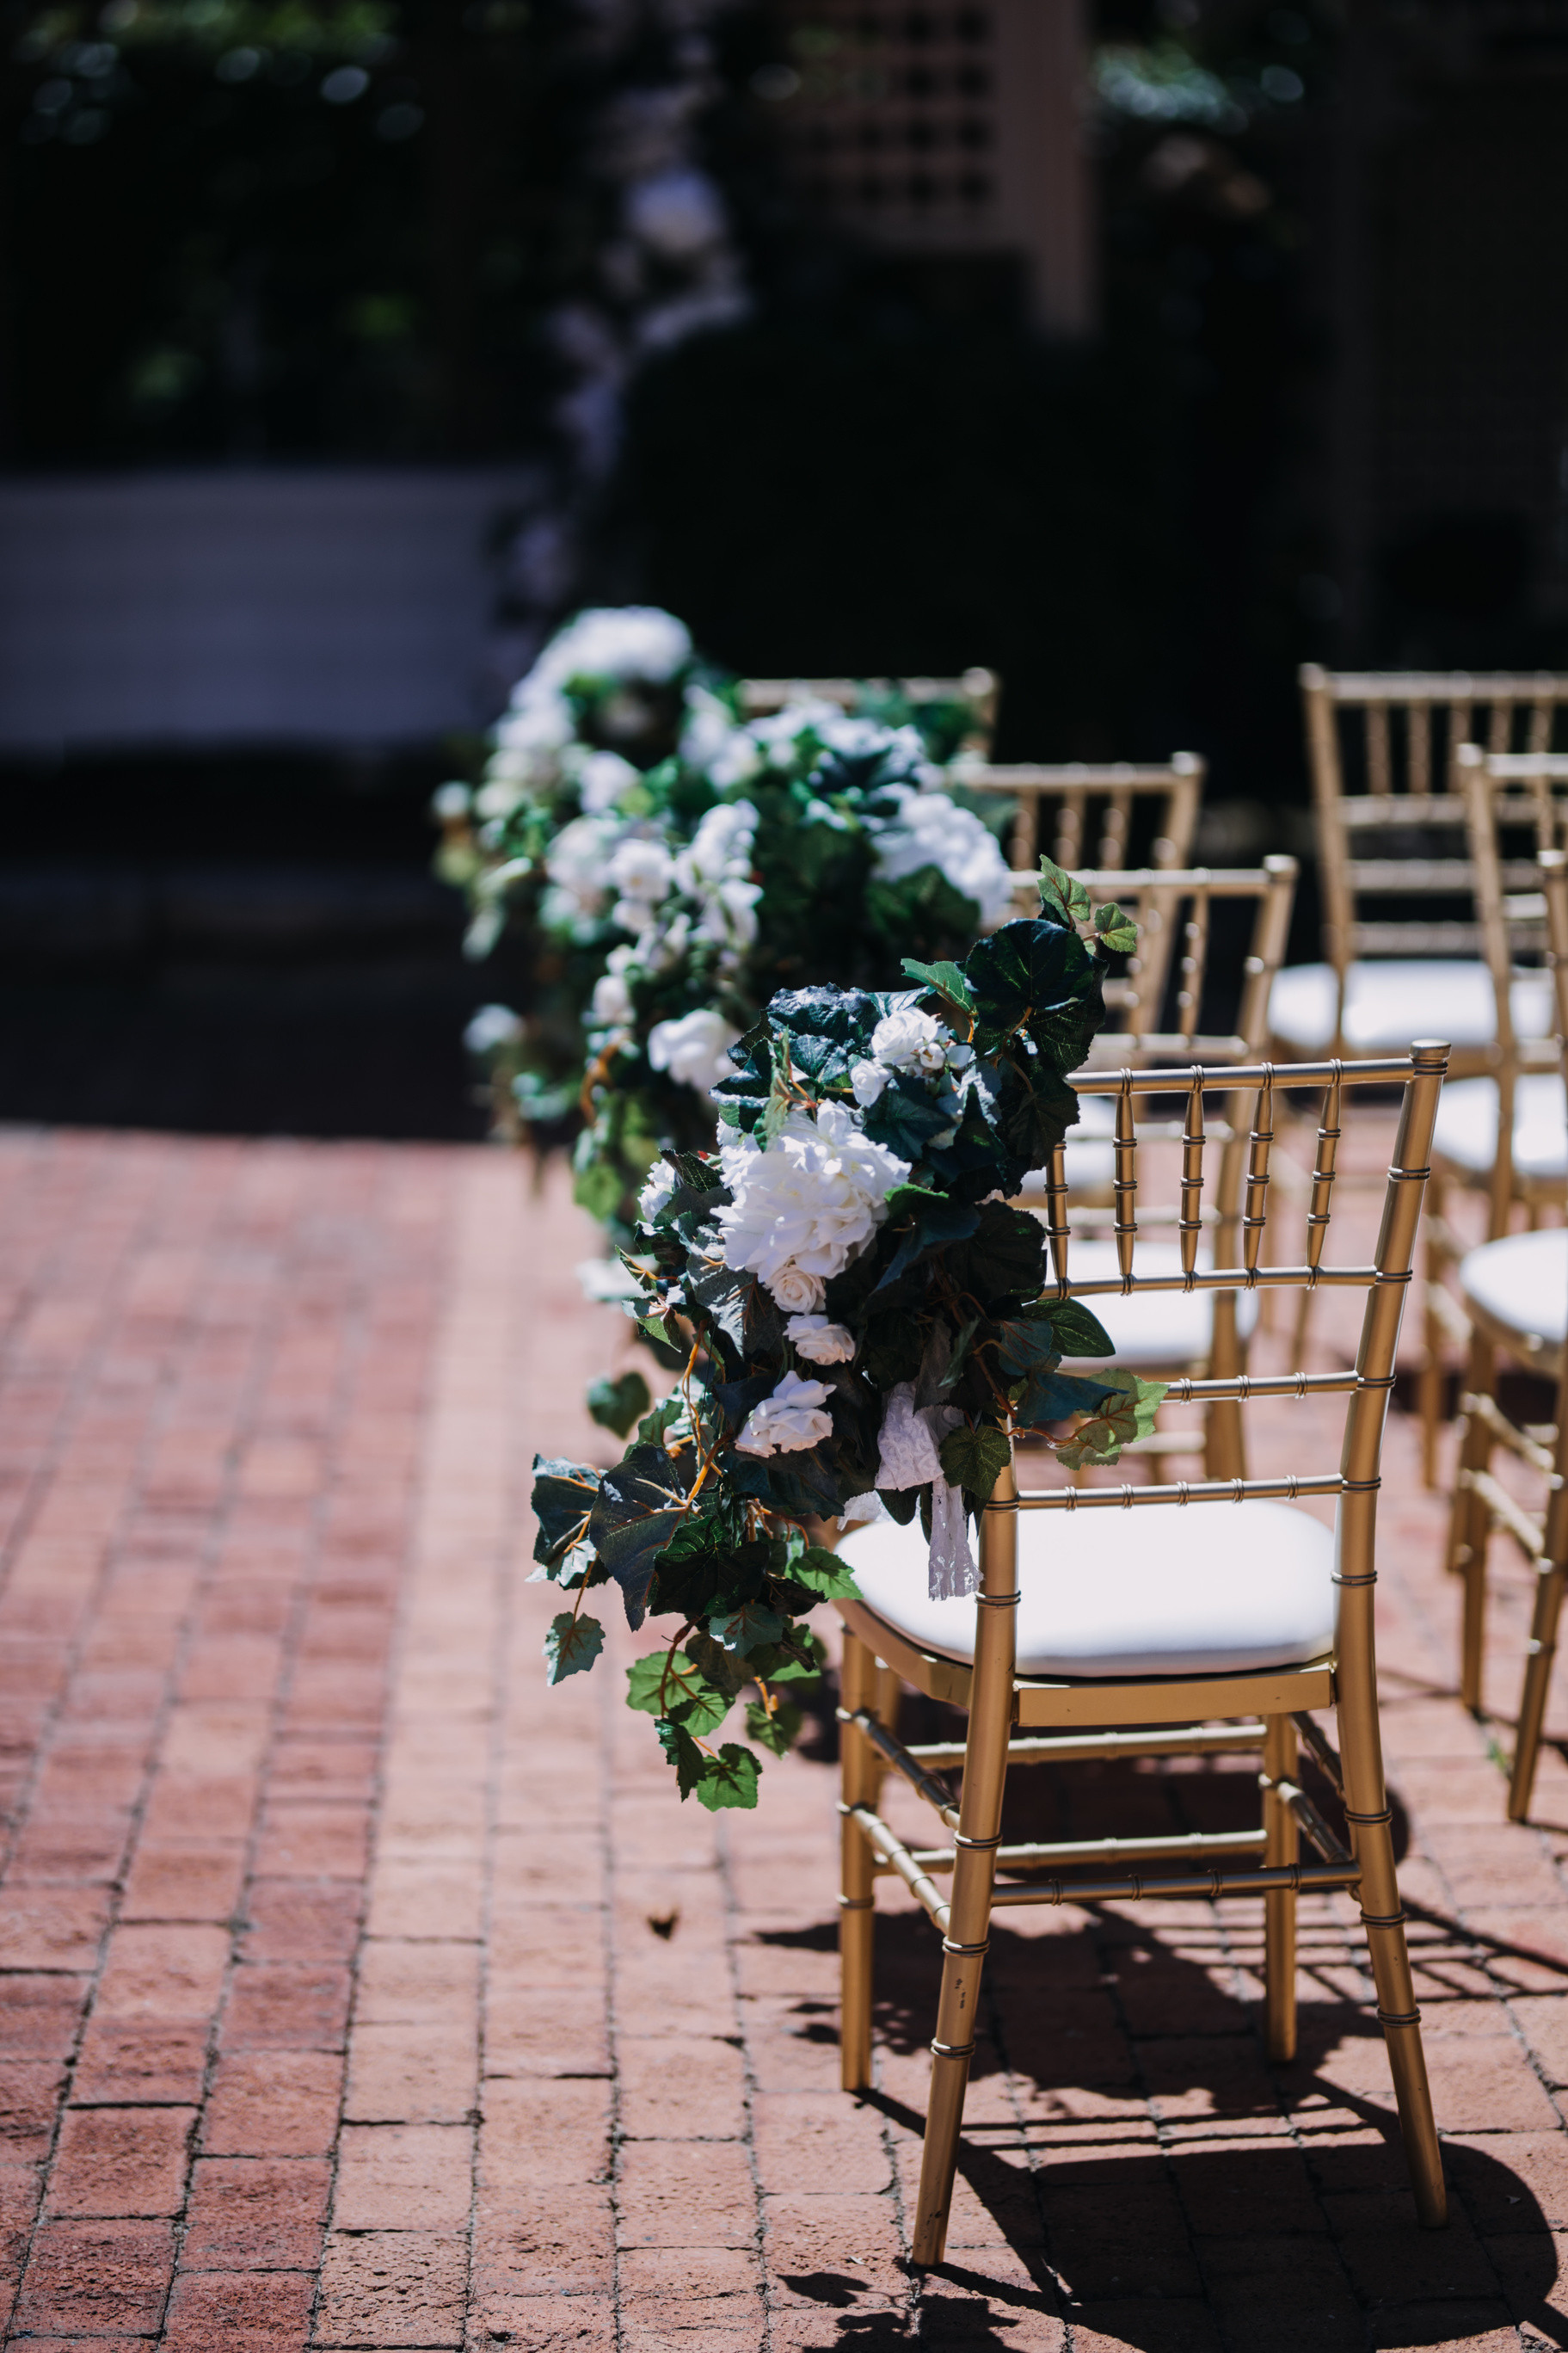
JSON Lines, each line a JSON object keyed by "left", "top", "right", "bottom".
{"left": 966, "top": 757, "right": 1203, "bottom": 1021}
{"left": 1300, "top": 666, "right": 1568, "bottom": 1075}
{"left": 1444, "top": 850, "right": 1568, "bottom": 1799}
{"left": 1418, "top": 749, "right": 1568, "bottom": 1488}
{"left": 738, "top": 668, "right": 999, "bottom": 755}
{"left": 837, "top": 1044, "right": 1453, "bottom": 2261}
{"left": 1013, "top": 859, "right": 1299, "bottom": 1480}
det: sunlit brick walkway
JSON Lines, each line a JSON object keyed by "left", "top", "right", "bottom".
{"left": 4, "top": 1125, "right": 1568, "bottom": 2350}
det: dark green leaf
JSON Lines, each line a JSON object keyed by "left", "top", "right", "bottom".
{"left": 637, "top": 1395, "right": 686, "bottom": 1444}
{"left": 695, "top": 1743, "right": 763, "bottom": 1811}
{"left": 626, "top": 1648, "right": 734, "bottom": 1735}
{"left": 962, "top": 915, "right": 1103, "bottom": 1068}
{"left": 992, "top": 1056, "right": 1083, "bottom": 1175}
{"left": 544, "top": 1612, "right": 604, "bottom": 1685}
{"left": 531, "top": 1458, "right": 603, "bottom": 1570}
{"left": 746, "top": 1698, "right": 804, "bottom": 1757}
{"left": 685, "top": 1256, "right": 749, "bottom": 1354}
{"left": 587, "top": 1445, "right": 699, "bottom": 1629}
{"left": 786, "top": 1545, "right": 862, "bottom": 1600}
{"left": 587, "top": 1371, "right": 653, "bottom": 1438}
{"left": 1053, "top": 1371, "right": 1170, "bottom": 1467}
{"left": 901, "top": 956, "right": 975, "bottom": 1015}
{"left": 944, "top": 1203, "right": 1048, "bottom": 1313}
{"left": 1036, "top": 856, "right": 1092, "bottom": 928}
{"left": 1042, "top": 1297, "right": 1116, "bottom": 1357}
{"left": 879, "top": 1484, "right": 921, "bottom": 1525}
{"left": 938, "top": 1423, "right": 1013, "bottom": 1501}
{"left": 862, "top": 1309, "right": 925, "bottom": 1389}
{"left": 656, "top": 1715, "right": 707, "bottom": 1801}
{"left": 685, "top": 1629, "right": 753, "bottom": 1697}
{"left": 708, "top": 1600, "right": 786, "bottom": 1656}
{"left": 1014, "top": 1369, "right": 1118, "bottom": 1431}
{"left": 861, "top": 1072, "right": 959, "bottom": 1161}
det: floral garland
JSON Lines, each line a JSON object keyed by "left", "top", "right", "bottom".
{"left": 529, "top": 868, "right": 1165, "bottom": 1811}
{"left": 440, "top": 606, "right": 1012, "bottom": 1249}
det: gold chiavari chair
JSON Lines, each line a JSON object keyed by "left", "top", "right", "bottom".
{"left": 739, "top": 668, "right": 1000, "bottom": 755}
{"left": 1012, "top": 859, "right": 1300, "bottom": 1482}
{"left": 1444, "top": 850, "right": 1568, "bottom": 1794}
{"left": 1273, "top": 666, "right": 1568, "bottom": 1074}
{"left": 967, "top": 756, "right": 1204, "bottom": 1021}
{"left": 1417, "top": 748, "right": 1568, "bottom": 1488}
{"left": 834, "top": 1044, "right": 1453, "bottom": 2259}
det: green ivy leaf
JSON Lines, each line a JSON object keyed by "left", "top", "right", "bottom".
{"left": 695, "top": 1743, "right": 763, "bottom": 1811}
{"left": 944, "top": 1203, "right": 1048, "bottom": 1313}
{"left": 531, "top": 1458, "right": 603, "bottom": 1571}
{"left": 572, "top": 1158, "right": 625, "bottom": 1226}
{"left": 587, "top": 1445, "right": 700, "bottom": 1629}
{"left": 1036, "top": 854, "right": 1092, "bottom": 927}
{"left": 625, "top": 1648, "right": 735, "bottom": 1736}
{"left": 685, "top": 1629, "right": 753, "bottom": 1697}
{"left": 656, "top": 1715, "right": 707, "bottom": 1800}
{"left": 786, "top": 1545, "right": 862, "bottom": 1601}
{"left": 708, "top": 1600, "right": 786, "bottom": 1656}
{"left": 901, "top": 956, "right": 975, "bottom": 1015}
{"left": 544, "top": 1612, "right": 604, "bottom": 1685}
{"left": 938, "top": 1423, "right": 1013, "bottom": 1501}
{"left": 746, "top": 1698, "right": 804, "bottom": 1757}
{"left": 1042, "top": 1297, "right": 1116, "bottom": 1357}
{"left": 587, "top": 1371, "right": 653, "bottom": 1438}
{"left": 1053, "top": 1371, "right": 1170, "bottom": 1468}
{"left": 1094, "top": 901, "right": 1138, "bottom": 956}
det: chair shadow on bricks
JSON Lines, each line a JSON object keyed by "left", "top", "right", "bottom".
{"left": 754, "top": 1884, "right": 1568, "bottom": 2349}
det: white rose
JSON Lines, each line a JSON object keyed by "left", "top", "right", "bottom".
{"left": 532, "top": 606, "right": 692, "bottom": 689}
{"left": 870, "top": 1006, "right": 950, "bottom": 1075}
{"left": 735, "top": 1370, "right": 835, "bottom": 1457}
{"left": 638, "top": 1160, "right": 679, "bottom": 1223}
{"left": 771, "top": 1263, "right": 827, "bottom": 1315}
{"left": 648, "top": 1007, "right": 742, "bottom": 1093}
{"left": 849, "top": 1059, "right": 889, "bottom": 1107}
{"left": 608, "top": 837, "right": 675, "bottom": 906}
{"left": 577, "top": 750, "right": 642, "bottom": 814}
{"left": 786, "top": 1314, "right": 855, "bottom": 1364}
{"left": 463, "top": 1003, "right": 521, "bottom": 1056}
{"left": 545, "top": 816, "right": 618, "bottom": 919}
{"left": 591, "top": 971, "right": 632, "bottom": 1026}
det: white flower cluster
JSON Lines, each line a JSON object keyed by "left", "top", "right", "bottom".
{"left": 477, "top": 607, "right": 693, "bottom": 826}
{"left": 850, "top": 1006, "right": 972, "bottom": 1109}
{"left": 869, "top": 783, "right": 1015, "bottom": 929}
{"left": 735, "top": 1370, "right": 834, "bottom": 1458}
{"left": 717, "top": 1101, "right": 910, "bottom": 1316}
{"left": 647, "top": 1007, "right": 741, "bottom": 1094}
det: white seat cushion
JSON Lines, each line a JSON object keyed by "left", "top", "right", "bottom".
{"left": 1055, "top": 1240, "right": 1258, "bottom": 1371}
{"left": 1433, "top": 1076, "right": 1568, "bottom": 1181}
{"left": 1458, "top": 1229, "right": 1568, "bottom": 1351}
{"left": 1018, "top": 1095, "right": 1116, "bottom": 1198}
{"left": 839, "top": 1500, "right": 1336, "bottom": 1679}
{"left": 1270, "top": 959, "right": 1553, "bottom": 1053}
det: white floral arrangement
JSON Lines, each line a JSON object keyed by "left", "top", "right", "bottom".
{"left": 437, "top": 606, "right": 1010, "bottom": 1252}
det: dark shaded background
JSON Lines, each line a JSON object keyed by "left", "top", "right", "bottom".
{"left": 3, "top": 0, "right": 1565, "bottom": 1135}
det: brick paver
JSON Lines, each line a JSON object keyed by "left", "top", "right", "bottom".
{"left": 3, "top": 1122, "right": 1568, "bottom": 2348}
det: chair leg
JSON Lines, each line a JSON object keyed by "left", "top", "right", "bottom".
{"left": 1262, "top": 1715, "right": 1298, "bottom": 2064}
{"left": 912, "top": 1476, "right": 1018, "bottom": 2267}
{"left": 1448, "top": 1331, "right": 1497, "bottom": 1715}
{"left": 838, "top": 1632, "right": 877, "bottom": 2094}
{"left": 1509, "top": 1409, "right": 1568, "bottom": 1822}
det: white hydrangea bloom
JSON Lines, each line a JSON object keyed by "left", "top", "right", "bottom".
{"left": 545, "top": 816, "right": 618, "bottom": 921}
{"left": 815, "top": 714, "right": 926, "bottom": 768}
{"left": 674, "top": 800, "right": 756, "bottom": 893}
{"left": 463, "top": 1004, "right": 522, "bottom": 1056}
{"left": 637, "top": 1159, "right": 679, "bottom": 1223}
{"left": 591, "top": 970, "right": 632, "bottom": 1026}
{"left": 576, "top": 749, "right": 643, "bottom": 814}
{"left": 648, "top": 1007, "right": 742, "bottom": 1093}
{"left": 679, "top": 687, "right": 741, "bottom": 772}
{"left": 607, "top": 836, "right": 675, "bottom": 931}
{"left": 532, "top": 606, "right": 692, "bottom": 689}
{"left": 735, "top": 1370, "right": 834, "bottom": 1457}
{"left": 706, "top": 730, "right": 766, "bottom": 789}
{"left": 786, "top": 1315, "right": 856, "bottom": 1364}
{"left": 870, "top": 787, "right": 1014, "bottom": 928}
{"left": 717, "top": 1101, "right": 911, "bottom": 1304}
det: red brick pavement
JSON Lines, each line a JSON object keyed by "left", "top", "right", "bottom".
{"left": 2, "top": 1123, "right": 1568, "bottom": 2350}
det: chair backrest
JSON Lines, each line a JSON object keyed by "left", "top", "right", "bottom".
{"left": 1301, "top": 664, "right": 1568, "bottom": 978}
{"left": 1457, "top": 745, "right": 1568, "bottom": 1222}
{"left": 1015, "top": 1048, "right": 1450, "bottom": 1672}
{"left": 738, "top": 669, "right": 999, "bottom": 755}
{"left": 1544, "top": 847, "right": 1568, "bottom": 1053}
{"left": 962, "top": 754, "right": 1203, "bottom": 877}
{"left": 1019, "top": 858, "right": 1298, "bottom": 1068}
